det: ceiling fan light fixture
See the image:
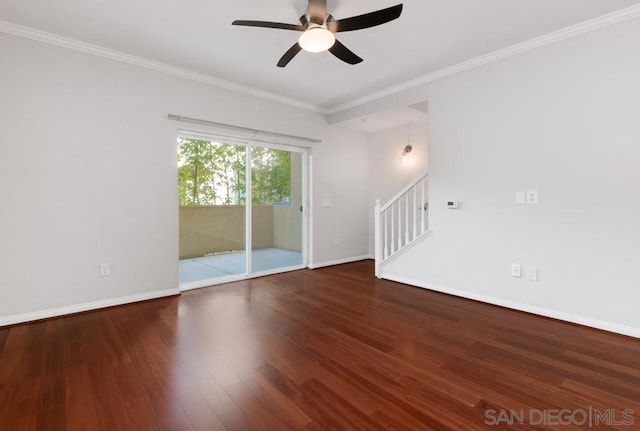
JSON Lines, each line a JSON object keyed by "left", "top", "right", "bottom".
{"left": 233, "top": 2, "right": 403, "bottom": 66}
{"left": 298, "top": 27, "right": 335, "bottom": 53}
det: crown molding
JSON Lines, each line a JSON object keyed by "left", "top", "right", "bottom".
{"left": 0, "top": 20, "right": 327, "bottom": 114}
{"left": 327, "top": 4, "right": 640, "bottom": 115}
{"left": 3, "top": 4, "right": 640, "bottom": 117}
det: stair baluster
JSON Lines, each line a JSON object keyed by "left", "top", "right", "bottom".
{"left": 374, "top": 172, "right": 429, "bottom": 278}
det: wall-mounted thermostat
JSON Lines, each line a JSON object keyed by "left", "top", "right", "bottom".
{"left": 446, "top": 200, "right": 459, "bottom": 209}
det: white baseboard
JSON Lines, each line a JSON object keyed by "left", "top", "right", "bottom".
{"left": 0, "top": 288, "right": 180, "bottom": 327}
{"left": 380, "top": 274, "right": 640, "bottom": 339}
{"left": 308, "top": 255, "right": 373, "bottom": 270}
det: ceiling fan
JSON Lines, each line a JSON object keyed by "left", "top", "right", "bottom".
{"left": 232, "top": 0, "right": 403, "bottom": 67}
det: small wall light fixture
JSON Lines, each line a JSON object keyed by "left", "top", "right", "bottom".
{"left": 402, "top": 145, "right": 413, "bottom": 165}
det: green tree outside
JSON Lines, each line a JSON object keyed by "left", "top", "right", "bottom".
{"left": 177, "top": 138, "right": 291, "bottom": 206}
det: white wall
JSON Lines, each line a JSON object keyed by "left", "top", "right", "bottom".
{"left": 0, "top": 34, "right": 370, "bottom": 323}
{"left": 311, "top": 127, "right": 370, "bottom": 265}
{"left": 382, "top": 17, "right": 640, "bottom": 335}
{"left": 365, "top": 123, "right": 428, "bottom": 254}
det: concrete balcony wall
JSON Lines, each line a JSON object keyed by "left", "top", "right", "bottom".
{"left": 179, "top": 205, "right": 273, "bottom": 259}
{"left": 272, "top": 153, "right": 303, "bottom": 252}
{"left": 272, "top": 205, "right": 302, "bottom": 252}
{"left": 251, "top": 205, "right": 275, "bottom": 252}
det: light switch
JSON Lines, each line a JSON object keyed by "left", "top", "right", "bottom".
{"left": 321, "top": 198, "right": 333, "bottom": 208}
{"left": 515, "top": 191, "right": 525, "bottom": 204}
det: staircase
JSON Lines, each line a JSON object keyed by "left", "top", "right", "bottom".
{"left": 374, "top": 172, "right": 430, "bottom": 278}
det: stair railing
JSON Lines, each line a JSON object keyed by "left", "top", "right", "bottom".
{"left": 374, "top": 172, "right": 429, "bottom": 277}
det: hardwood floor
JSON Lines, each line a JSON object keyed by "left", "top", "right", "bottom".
{"left": 1, "top": 260, "right": 639, "bottom": 430}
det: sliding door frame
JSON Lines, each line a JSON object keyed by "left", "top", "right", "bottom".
{"left": 246, "top": 141, "right": 309, "bottom": 279}
{"left": 178, "top": 131, "right": 310, "bottom": 291}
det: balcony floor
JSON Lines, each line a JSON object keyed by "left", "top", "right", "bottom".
{"left": 179, "top": 247, "right": 302, "bottom": 284}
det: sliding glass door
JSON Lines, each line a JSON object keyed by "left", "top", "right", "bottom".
{"left": 250, "top": 147, "right": 303, "bottom": 274}
{"left": 178, "top": 136, "right": 307, "bottom": 289}
{"left": 178, "top": 138, "right": 247, "bottom": 286}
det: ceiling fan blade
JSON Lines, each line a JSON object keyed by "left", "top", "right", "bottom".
{"left": 327, "top": 4, "right": 403, "bottom": 33}
{"left": 232, "top": 20, "right": 305, "bottom": 31}
{"left": 277, "top": 43, "right": 303, "bottom": 67}
{"left": 328, "top": 40, "right": 363, "bottom": 65}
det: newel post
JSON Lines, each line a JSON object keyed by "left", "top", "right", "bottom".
{"left": 374, "top": 199, "right": 382, "bottom": 278}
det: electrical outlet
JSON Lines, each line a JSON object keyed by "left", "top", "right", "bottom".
{"left": 515, "top": 191, "right": 525, "bottom": 204}
{"left": 526, "top": 266, "right": 538, "bottom": 281}
{"left": 510, "top": 263, "right": 521, "bottom": 278}
{"left": 526, "top": 190, "right": 539, "bottom": 204}
{"left": 99, "top": 263, "right": 111, "bottom": 277}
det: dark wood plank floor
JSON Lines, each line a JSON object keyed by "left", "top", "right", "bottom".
{"left": 1, "top": 260, "right": 639, "bottom": 430}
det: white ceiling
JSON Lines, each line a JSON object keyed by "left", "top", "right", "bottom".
{"left": 2, "top": 0, "right": 639, "bottom": 113}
